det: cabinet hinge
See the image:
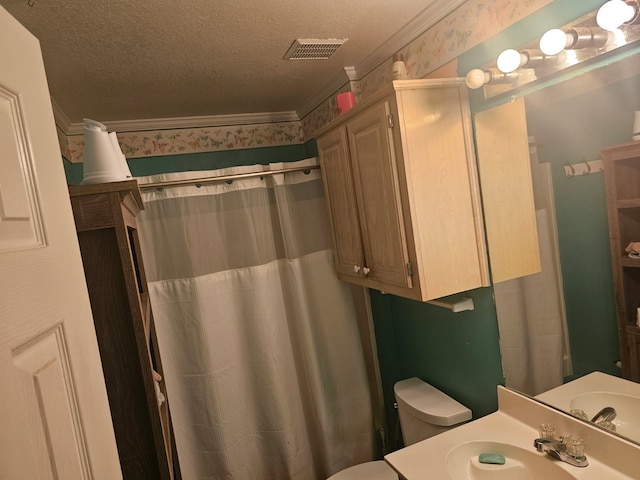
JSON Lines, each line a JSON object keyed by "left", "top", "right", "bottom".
{"left": 387, "top": 114, "right": 394, "bottom": 129}
{"left": 407, "top": 262, "right": 413, "bottom": 276}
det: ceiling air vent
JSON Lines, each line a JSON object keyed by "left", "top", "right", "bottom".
{"left": 283, "top": 38, "right": 347, "bottom": 60}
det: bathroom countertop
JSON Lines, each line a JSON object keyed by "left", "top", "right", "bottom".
{"left": 384, "top": 386, "right": 640, "bottom": 479}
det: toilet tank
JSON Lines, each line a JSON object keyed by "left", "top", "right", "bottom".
{"left": 394, "top": 377, "right": 472, "bottom": 445}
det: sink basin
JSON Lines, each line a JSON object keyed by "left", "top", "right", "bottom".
{"left": 446, "top": 441, "right": 577, "bottom": 480}
{"left": 570, "top": 391, "right": 640, "bottom": 442}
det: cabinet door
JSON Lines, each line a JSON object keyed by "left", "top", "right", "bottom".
{"left": 475, "top": 98, "right": 541, "bottom": 283}
{"left": 347, "top": 101, "right": 412, "bottom": 288}
{"left": 317, "top": 127, "right": 366, "bottom": 279}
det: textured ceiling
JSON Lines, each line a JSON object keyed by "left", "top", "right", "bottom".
{"left": 0, "top": 0, "right": 462, "bottom": 128}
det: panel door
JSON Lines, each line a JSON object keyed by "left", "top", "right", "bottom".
{"left": 0, "top": 6, "right": 122, "bottom": 479}
{"left": 317, "top": 126, "right": 366, "bottom": 279}
{"left": 474, "top": 98, "right": 541, "bottom": 283}
{"left": 347, "top": 101, "right": 411, "bottom": 289}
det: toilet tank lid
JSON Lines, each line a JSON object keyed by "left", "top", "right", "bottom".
{"left": 394, "top": 377, "right": 472, "bottom": 426}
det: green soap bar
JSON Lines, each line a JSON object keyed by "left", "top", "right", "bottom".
{"left": 478, "top": 453, "right": 505, "bottom": 465}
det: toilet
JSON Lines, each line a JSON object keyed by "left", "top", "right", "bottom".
{"left": 327, "top": 377, "right": 472, "bottom": 480}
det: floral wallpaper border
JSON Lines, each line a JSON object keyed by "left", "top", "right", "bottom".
{"left": 60, "top": 0, "right": 551, "bottom": 163}
{"left": 63, "top": 121, "right": 303, "bottom": 164}
{"left": 301, "top": 0, "right": 552, "bottom": 138}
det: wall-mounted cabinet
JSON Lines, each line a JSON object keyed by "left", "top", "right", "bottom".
{"left": 315, "top": 79, "right": 539, "bottom": 302}
{"left": 602, "top": 141, "right": 640, "bottom": 381}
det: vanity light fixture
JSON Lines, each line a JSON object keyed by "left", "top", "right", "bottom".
{"left": 597, "top": 0, "right": 640, "bottom": 31}
{"left": 495, "top": 48, "right": 560, "bottom": 73}
{"left": 496, "top": 49, "right": 524, "bottom": 73}
{"left": 539, "top": 27, "right": 614, "bottom": 55}
{"left": 467, "top": 3, "right": 640, "bottom": 99}
{"left": 464, "top": 68, "right": 519, "bottom": 89}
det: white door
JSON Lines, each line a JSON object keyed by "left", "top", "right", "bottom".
{"left": 0, "top": 6, "right": 122, "bottom": 480}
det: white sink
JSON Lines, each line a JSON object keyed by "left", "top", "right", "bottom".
{"left": 570, "top": 391, "right": 640, "bottom": 442}
{"left": 446, "top": 441, "right": 576, "bottom": 479}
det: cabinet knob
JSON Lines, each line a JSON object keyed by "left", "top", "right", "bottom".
{"left": 353, "top": 265, "right": 361, "bottom": 273}
{"left": 362, "top": 267, "right": 371, "bottom": 276}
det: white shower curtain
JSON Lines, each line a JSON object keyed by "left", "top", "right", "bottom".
{"left": 494, "top": 209, "right": 565, "bottom": 395}
{"left": 493, "top": 142, "right": 572, "bottom": 396}
{"left": 136, "top": 158, "right": 375, "bottom": 480}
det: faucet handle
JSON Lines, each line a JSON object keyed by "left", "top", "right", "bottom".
{"left": 569, "top": 409, "right": 589, "bottom": 421}
{"left": 564, "top": 435, "right": 585, "bottom": 458}
{"left": 538, "top": 423, "right": 556, "bottom": 439}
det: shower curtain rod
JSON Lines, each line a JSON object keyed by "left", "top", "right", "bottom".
{"left": 139, "top": 164, "right": 320, "bottom": 190}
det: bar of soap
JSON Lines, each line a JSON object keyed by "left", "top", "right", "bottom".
{"left": 478, "top": 453, "right": 505, "bottom": 465}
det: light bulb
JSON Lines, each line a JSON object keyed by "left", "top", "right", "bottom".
{"left": 539, "top": 28, "right": 570, "bottom": 55}
{"left": 597, "top": 0, "right": 637, "bottom": 31}
{"left": 496, "top": 49, "right": 524, "bottom": 73}
{"left": 465, "top": 69, "right": 489, "bottom": 89}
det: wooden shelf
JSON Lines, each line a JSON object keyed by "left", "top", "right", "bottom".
{"left": 621, "top": 257, "right": 640, "bottom": 267}
{"left": 627, "top": 324, "right": 640, "bottom": 335}
{"left": 69, "top": 181, "right": 180, "bottom": 480}
{"left": 602, "top": 141, "right": 640, "bottom": 382}
{"left": 617, "top": 198, "right": 640, "bottom": 208}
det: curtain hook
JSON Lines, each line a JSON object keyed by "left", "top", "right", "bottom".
{"left": 584, "top": 160, "right": 591, "bottom": 175}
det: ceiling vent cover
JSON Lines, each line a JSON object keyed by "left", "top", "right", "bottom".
{"left": 283, "top": 38, "right": 347, "bottom": 60}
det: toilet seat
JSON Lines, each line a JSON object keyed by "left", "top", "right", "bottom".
{"left": 326, "top": 460, "right": 397, "bottom": 480}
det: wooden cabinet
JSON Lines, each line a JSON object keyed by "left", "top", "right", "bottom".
{"left": 68, "top": 180, "right": 180, "bottom": 480}
{"left": 317, "top": 79, "right": 490, "bottom": 301}
{"left": 316, "top": 80, "right": 539, "bottom": 301}
{"left": 602, "top": 141, "right": 640, "bottom": 381}
{"left": 474, "top": 98, "right": 541, "bottom": 283}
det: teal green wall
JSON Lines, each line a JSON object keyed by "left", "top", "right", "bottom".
{"left": 371, "top": 288, "right": 504, "bottom": 451}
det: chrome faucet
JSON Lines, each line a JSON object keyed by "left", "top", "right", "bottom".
{"left": 533, "top": 424, "right": 589, "bottom": 467}
{"left": 591, "top": 406, "right": 616, "bottom": 424}
{"left": 570, "top": 406, "right": 617, "bottom": 432}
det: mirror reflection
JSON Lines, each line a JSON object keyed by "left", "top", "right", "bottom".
{"left": 534, "top": 371, "right": 640, "bottom": 445}
{"left": 489, "top": 5, "right": 640, "bottom": 446}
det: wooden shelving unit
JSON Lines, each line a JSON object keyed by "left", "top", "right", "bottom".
{"left": 68, "top": 180, "right": 181, "bottom": 479}
{"left": 602, "top": 141, "right": 640, "bottom": 382}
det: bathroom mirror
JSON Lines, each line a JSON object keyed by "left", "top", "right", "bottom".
{"left": 532, "top": 371, "right": 640, "bottom": 446}
{"left": 487, "top": 5, "right": 640, "bottom": 447}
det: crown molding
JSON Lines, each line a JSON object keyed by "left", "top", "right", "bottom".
{"left": 297, "top": 0, "right": 467, "bottom": 118}
{"left": 355, "top": 0, "right": 466, "bottom": 79}
{"left": 51, "top": 97, "right": 72, "bottom": 133}
{"left": 58, "top": 111, "right": 301, "bottom": 136}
